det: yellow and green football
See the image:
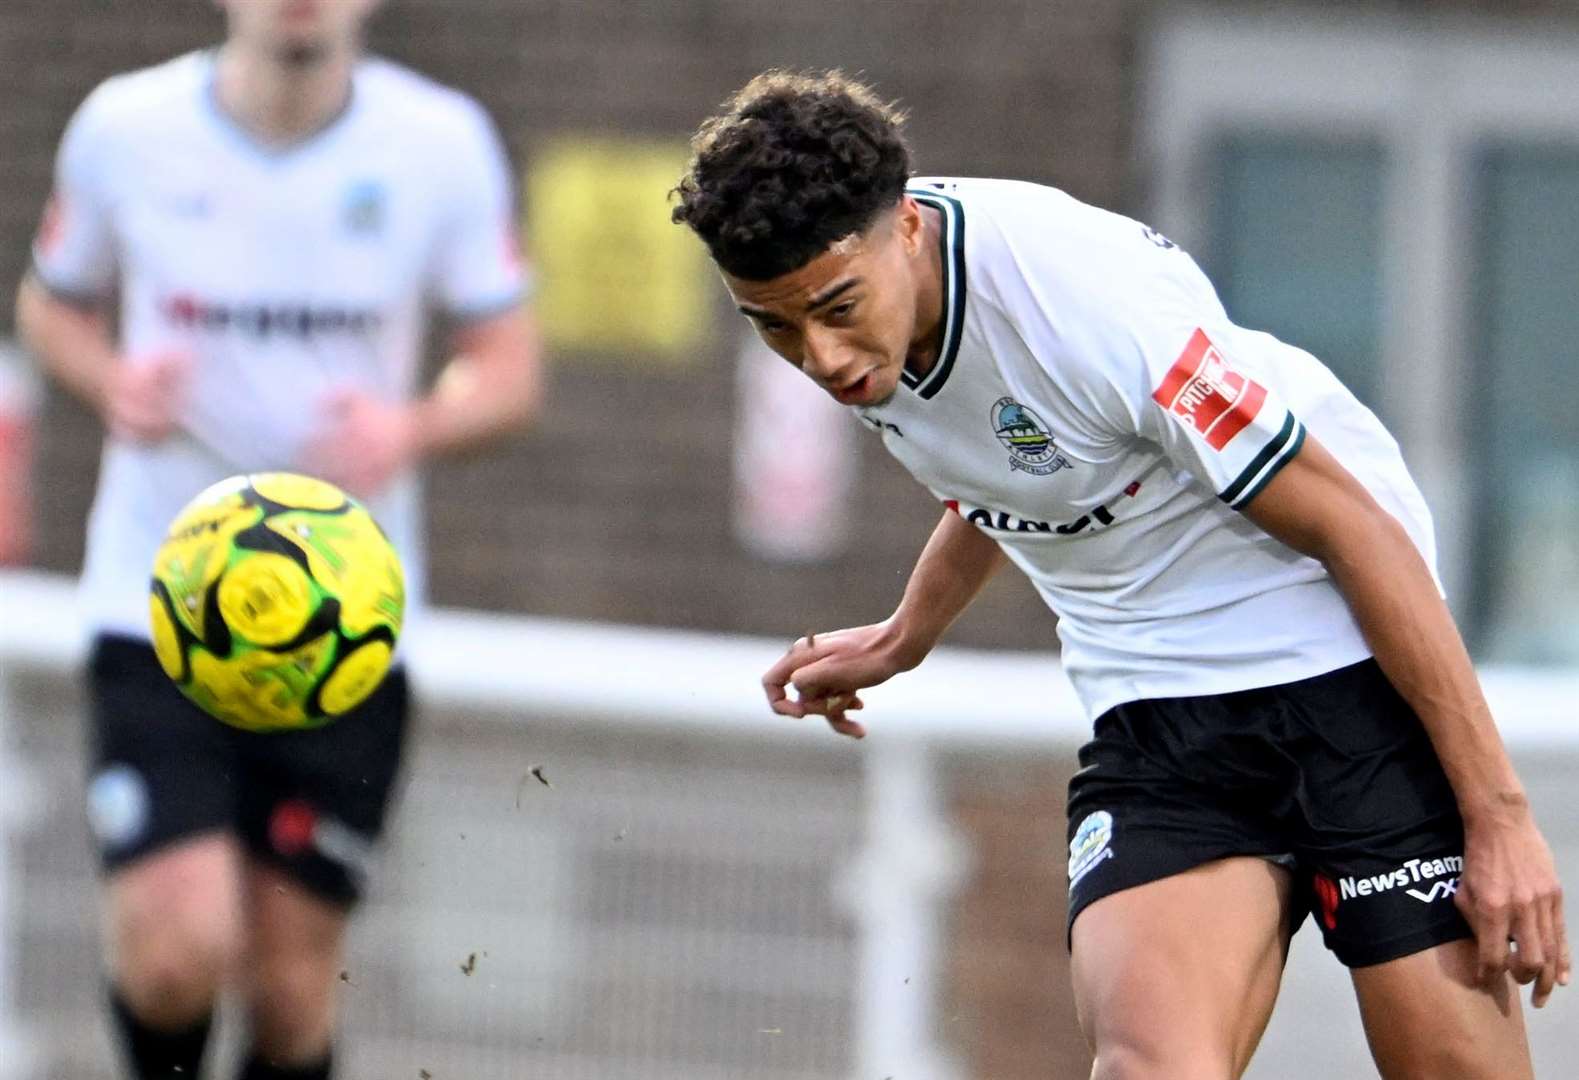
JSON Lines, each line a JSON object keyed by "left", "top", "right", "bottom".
{"left": 149, "top": 472, "right": 405, "bottom": 732}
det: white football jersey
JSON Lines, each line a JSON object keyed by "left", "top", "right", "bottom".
{"left": 32, "top": 51, "right": 528, "bottom": 640}
{"left": 858, "top": 178, "right": 1438, "bottom": 719}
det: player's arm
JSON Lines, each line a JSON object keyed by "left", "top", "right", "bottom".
{"left": 15, "top": 273, "right": 116, "bottom": 415}
{"left": 16, "top": 276, "right": 190, "bottom": 444}
{"left": 410, "top": 306, "right": 544, "bottom": 457}
{"left": 1241, "top": 435, "right": 1569, "bottom": 1005}
{"left": 17, "top": 84, "right": 192, "bottom": 443}
{"left": 761, "top": 508, "right": 1005, "bottom": 737}
{"left": 301, "top": 306, "right": 542, "bottom": 498}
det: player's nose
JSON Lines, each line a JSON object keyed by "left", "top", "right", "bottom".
{"left": 800, "top": 330, "right": 857, "bottom": 387}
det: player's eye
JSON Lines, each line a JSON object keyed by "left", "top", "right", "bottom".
{"left": 756, "top": 317, "right": 789, "bottom": 335}
{"left": 828, "top": 300, "right": 857, "bottom": 320}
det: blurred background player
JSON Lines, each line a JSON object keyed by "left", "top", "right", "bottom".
{"left": 13, "top": 0, "right": 541, "bottom": 1077}
{"left": 674, "top": 71, "right": 1566, "bottom": 1079}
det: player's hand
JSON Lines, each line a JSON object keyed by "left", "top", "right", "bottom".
{"left": 103, "top": 350, "right": 192, "bottom": 443}
{"left": 298, "top": 388, "right": 417, "bottom": 499}
{"left": 760, "top": 621, "right": 920, "bottom": 739}
{"left": 1456, "top": 797, "right": 1569, "bottom": 1007}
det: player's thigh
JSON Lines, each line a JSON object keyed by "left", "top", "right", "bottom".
{"left": 88, "top": 636, "right": 246, "bottom": 967}
{"left": 1072, "top": 856, "right": 1295, "bottom": 1080}
{"left": 1351, "top": 938, "right": 1531, "bottom": 1080}
{"left": 240, "top": 859, "right": 351, "bottom": 1060}
{"left": 243, "top": 858, "right": 350, "bottom": 966}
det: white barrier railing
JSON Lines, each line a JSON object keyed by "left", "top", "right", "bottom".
{"left": 3, "top": 567, "right": 1577, "bottom": 1079}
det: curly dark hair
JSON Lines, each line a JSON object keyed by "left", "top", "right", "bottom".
{"left": 671, "top": 70, "right": 912, "bottom": 281}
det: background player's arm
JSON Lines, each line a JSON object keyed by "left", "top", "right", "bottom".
{"left": 15, "top": 273, "right": 190, "bottom": 443}
{"left": 412, "top": 306, "right": 544, "bottom": 457}
{"left": 300, "top": 305, "right": 544, "bottom": 498}
{"left": 1241, "top": 433, "right": 1569, "bottom": 1005}
{"left": 761, "top": 508, "right": 1004, "bottom": 737}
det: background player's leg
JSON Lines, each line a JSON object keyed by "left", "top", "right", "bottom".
{"left": 1072, "top": 856, "right": 1294, "bottom": 1080}
{"left": 237, "top": 859, "right": 350, "bottom": 1076}
{"left": 1351, "top": 938, "right": 1532, "bottom": 1079}
{"left": 105, "top": 832, "right": 244, "bottom": 1075}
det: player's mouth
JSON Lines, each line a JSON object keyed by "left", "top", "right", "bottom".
{"left": 281, "top": 0, "right": 324, "bottom": 26}
{"left": 832, "top": 371, "right": 877, "bottom": 406}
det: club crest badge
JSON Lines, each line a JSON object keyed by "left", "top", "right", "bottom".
{"left": 343, "top": 180, "right": 386, "bottom": 236}
{"left": 1068, "top": 809, "right": 1114, "bottom": 889}
{"left": 992, "top": 397, "right": 1072, "bottom": 476}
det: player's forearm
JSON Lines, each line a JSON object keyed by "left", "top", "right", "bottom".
{"left": 408, "top": 311, "right": 543, "bottom": 458}
{"left": 15, "top": 273, "right": 117, "bottom": 415}
{"left": 888, "top": 509, "right": 1006, "bottom": 666}
{"left": 1320, "top": 513, "right": 1525, "bottom": 822}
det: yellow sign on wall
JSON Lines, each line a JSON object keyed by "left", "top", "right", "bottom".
{"left": 527, "top": 137, "right": 712, "bottom": 364}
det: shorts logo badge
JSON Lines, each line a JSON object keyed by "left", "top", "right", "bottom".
{"left": 992, "top": 397, "right": 1072, "bottom": 476}
{"left": 1068, "top": 810, "right": 1114, "bottom": 889}
{"left": 267, "top": 798, "right": 373, "bottom": 880}
{"left": 87, "top": 765, "right": 150, "bottom": 851}
{"left": 270, "top": 798, "right": 319, "bottom": 856}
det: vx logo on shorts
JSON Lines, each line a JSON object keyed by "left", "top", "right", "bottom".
{"left": 992, "top": 397, "right": 1072, "bottom": 476}
{"left": 1406, "top": 877, "right": 1459, "bottom": 904}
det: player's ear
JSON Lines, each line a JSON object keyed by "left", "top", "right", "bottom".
{"left": 895, "top": 196, "right": 925, "bottom": 257}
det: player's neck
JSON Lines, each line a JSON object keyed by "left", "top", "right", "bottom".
{"left": 214, "top": 41, "right": 357, "bottom": 147}
{"left": 903, "top": 204, "right": 947, "bottom": 381}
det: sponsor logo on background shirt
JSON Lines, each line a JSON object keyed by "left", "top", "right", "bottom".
{"left": 161, "top": 294, "right": 382, "bottom": 340}
{"left": 1153, "top": 329, "right": 1268, "bottom": 450}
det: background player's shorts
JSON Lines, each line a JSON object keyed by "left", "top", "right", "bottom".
{"left": 85, "top": 634, "right": 410, "bottom": 906}
{"left": 1065, "top": 658, "right": 1472, "bottom": 968}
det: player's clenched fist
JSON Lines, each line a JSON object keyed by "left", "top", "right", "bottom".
{"left": 760, "top": 621, "right": 922, "bottom": 739}
{"left": 103, "top": 350, "right": 191, "bottom": 443}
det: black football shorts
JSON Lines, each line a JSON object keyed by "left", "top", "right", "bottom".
{"left": 1065, "top": 658, "right": 1472, "bottom": 968}
{"left": 85, "top": 633, "right": 410, "bottom": 906}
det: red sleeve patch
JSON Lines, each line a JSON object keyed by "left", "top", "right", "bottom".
{"left": 1151, "top": 329, "right": 1267, "bottom": 450}
{"left": 35, "top": 192, "right": 65, "bottom": 255}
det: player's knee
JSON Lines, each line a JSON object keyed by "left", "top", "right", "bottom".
{"left": 1090, "top": 1039, "right": 1235, "bottom": 1080}
{"left": 112, "top": 918, "right": 233, "bottom": 1026}
{"left": 1378, "top": 1031, "right": 1522, "bottom": 1080}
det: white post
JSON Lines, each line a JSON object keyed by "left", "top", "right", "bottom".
{"left": 837, "top": 740, "right": 968, "bottom": 1080}
{"left": 0, "top": 661, "right": 43, "bottom": 1080}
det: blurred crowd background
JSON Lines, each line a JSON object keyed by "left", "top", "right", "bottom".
{"left": 3, "top": 1, "right": 1578, "bottom": 1078}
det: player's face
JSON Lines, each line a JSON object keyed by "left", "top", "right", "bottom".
{"left": 220, "top": 0, "right": 381, "bottom": 63}
{"left": 724, "top": 199, "right": 932, "bottom": 409}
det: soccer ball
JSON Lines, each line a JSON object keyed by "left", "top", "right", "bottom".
{"left": 148, "top": 472, "right": 405, "bottom": 732}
